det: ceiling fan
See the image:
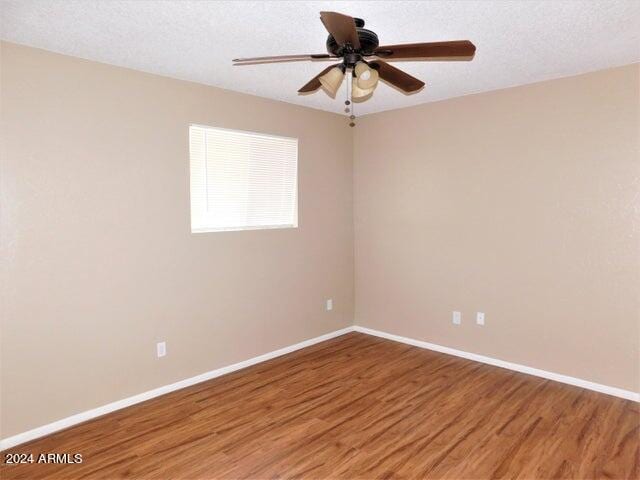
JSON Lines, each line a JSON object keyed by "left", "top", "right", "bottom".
{"left": 233, "top": 11, "right": 476, "bottom": 125}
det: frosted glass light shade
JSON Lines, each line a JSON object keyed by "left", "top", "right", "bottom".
{"left": 319, "top": 67, "right": 344, "bottom": 97}
{"left": 354, "top": 62, "right": 379, "bottom": 90}
{"left": 352, "top": 76, "right": 375, "bottom": 101}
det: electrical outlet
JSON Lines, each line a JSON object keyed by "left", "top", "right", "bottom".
{"left": 326, "top": 299, "right": 333, "bottom": 311}
{"left": 477, "top": 312, "right": 485, "bottom": 325}
{"left": 452, "top": 311, "right": 461, "bottom": 325}
{"left": 157, "top": 341, "right": 166, "bottom": 358}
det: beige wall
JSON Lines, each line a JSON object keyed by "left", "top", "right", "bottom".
{"left": 1, "top": 41, "right": 638, "bottom": 439}
{"left": 0, "top": 42, "right": 354, "bottom": 437}
{"left": 354, "top": 64, "right": 640, "bottom": 392}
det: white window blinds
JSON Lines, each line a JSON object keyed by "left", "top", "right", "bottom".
{"left": 189, "top": 125, "right": 298, "bottom": 233}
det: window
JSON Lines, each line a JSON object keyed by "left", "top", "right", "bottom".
{"left": 189, "top": 125, "right": 298, "bottom": 233}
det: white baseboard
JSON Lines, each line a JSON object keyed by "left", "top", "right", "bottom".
{"left": 0, "top": 326, "right": 356, "bottom": 451}
{"left": 3, "top": 323, "right": 637, "bottom": 450}
{"left": 353, "top": 325, "right": 639, "bottom": 402}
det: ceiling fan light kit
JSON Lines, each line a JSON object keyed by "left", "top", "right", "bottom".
{"left": 233, "top": 11, "right": 476, "bottom": 126}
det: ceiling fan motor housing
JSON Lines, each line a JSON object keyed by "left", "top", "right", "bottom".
{"left": 326, "top": 20, "right": 379, "bottom": 62}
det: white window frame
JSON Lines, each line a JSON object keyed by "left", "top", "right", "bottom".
{"left": 189, "top": 124, "right": 299, "bottom": 233}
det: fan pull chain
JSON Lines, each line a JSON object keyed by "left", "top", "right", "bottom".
{"left": 350, "top": 99, "right": 356, "bottom": 127}
{"left": 344, "top": 73, "right": 351, "bottom": 117}
{"left": 346, "top": 69, "right": 355, "bottom": 127}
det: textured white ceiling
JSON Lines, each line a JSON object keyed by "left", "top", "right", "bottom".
{"left": 1, "top": 1, "right": 639, "bottom": 115}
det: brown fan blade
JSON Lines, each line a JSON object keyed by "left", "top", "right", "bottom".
{"left": 233, "top": 53, "right": 334, "bottom": 65}
{"left": 370, "top": 61, "right": 425, "bottom": 93}
{"left": 298, "top": 64, "right": 343, "bottom": 93}
{"left": 374, "top": 40, "right": 476, "bottom": 61}
{"left": 320, "top": 11, "right": 361, "bottom": 49}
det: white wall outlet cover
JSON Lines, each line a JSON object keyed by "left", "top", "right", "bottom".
{"left": 326, "top": 299, "right": 333, "bottom": 311}
{"left": 477, "top": 312, "right": 485, "bottom": 325}
{"left": 452, "top": 311, "right": 462, "bottom": 325}
{"left": 157, "top": 342, "right": 166, "bottom": 358}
